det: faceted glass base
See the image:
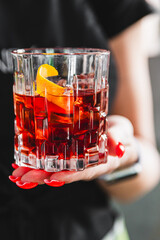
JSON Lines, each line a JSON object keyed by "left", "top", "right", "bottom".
{"left": 14, "top": 146, "right": 108, "bottom": 172}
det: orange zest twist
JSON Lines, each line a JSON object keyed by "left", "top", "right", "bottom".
{"left": 36, "top": 64, "right": 73, "bottom": 114}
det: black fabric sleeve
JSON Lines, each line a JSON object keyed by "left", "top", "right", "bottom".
{"left": 88, "top": 0, "right": 155, "bottom": 38}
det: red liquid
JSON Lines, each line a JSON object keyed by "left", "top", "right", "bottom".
{"left": 14, "top": 88, "right": 108, "bottom": 169}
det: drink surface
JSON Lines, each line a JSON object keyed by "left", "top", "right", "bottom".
{"left": 14, "top": 86, "right": 108, "bottom": 171}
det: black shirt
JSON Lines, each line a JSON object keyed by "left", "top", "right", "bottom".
{"left": 0, "top": 1, "right": 153, "bottom": 239}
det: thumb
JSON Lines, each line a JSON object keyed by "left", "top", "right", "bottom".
{"left": 107, "top": 115, "right": 134, "bottom": 157}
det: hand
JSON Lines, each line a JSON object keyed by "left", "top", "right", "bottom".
{"left": 9, "top": 115, "right": 138, "bottom": 189}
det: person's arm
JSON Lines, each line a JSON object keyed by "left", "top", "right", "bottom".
{"left": 97, "top": 18, "right": 160, "bottom": 203}
{"left": 10, "top": 19, "right": 160, "bottom": 200}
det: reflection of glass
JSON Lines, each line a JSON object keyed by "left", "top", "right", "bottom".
{"left": 12, "top": 48, "right": 110, "bottom": 172}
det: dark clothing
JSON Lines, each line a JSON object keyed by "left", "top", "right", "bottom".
{"left": 88, "top": 0, "right": 154, "bottom": 38}
{"left": 0, "top": 1, "right": 153, "bottom": 239}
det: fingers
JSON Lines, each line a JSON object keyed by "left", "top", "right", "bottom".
{"left": 107, "top": 115, "right": 134, "bottom": 135}
{"left": 44, "top": 179, "right": 65, "bottom": 187}
{"left": 107, "top": 115, "right": 134, "bottom": 156}
{"left": 9, "top": 165, "right": 52, "bottom": 189}
{"left": 9, "top": 164, "right": 109, "bottom": 188}
{"left": 49, "top": 171, "right": 83, "bottom": 184}
{"left": 11, "top": 163, "right": 19, "bottom": 169}
{"left": 108, "top": 115, "right": 134, "bottom": 143}
{"left": 107, "top": 137, "right": 125, "bottom": 157}
{"left": 20, "top": 169, "right": 52, "bottom": 184}
{"left": 10, "top": 164, "right": 64, "bottom": 188}
{"left": 107, "top": 115, "right": 138, "bottom": 167}
{"left": 12, "top": 166, "right": 32, "bottom": 178}
{"left": 16, "top": 181, "right": 39, "bottom": 189}
{"left": 9, "top": 167, "right": 39, "bottom": 189}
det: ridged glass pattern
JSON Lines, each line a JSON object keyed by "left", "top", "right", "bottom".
{"left": 12, "top": 48, "right": 110, "bottom": 171}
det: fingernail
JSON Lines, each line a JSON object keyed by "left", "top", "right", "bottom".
{"left": 9, "top": 175, "right": 21, "bottom": 183}
{"left": 44, "top": 179, "right": 65, "bottom": 187}
{"left": 116, "top": 142, "right": 125, "bottom": 158}
{"left": 12, "top": 163, "right": 19, "bottom": 169}
{"left": 16, "top": 181, "right": 38, "bottom": 189}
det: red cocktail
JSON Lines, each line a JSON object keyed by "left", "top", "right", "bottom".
{"left": 12, "top": 48, "right": 110, "bottom": 171}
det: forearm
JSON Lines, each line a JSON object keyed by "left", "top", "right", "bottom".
{"left": 97, "top": 138, "right": 160, "bottom": 203}
{"left": 98, "top": 18, "right": 160, "bottom": 202}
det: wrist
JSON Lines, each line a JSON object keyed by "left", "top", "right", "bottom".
{"left": 99, "top": 137, "right": 142, "bottom": 183}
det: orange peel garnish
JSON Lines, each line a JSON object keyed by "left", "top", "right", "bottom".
{"left": 36, "top": 64, "right": 63, "bottom": 95}
{"left": 36, "top": 64, "right": 73, "bottom": 114}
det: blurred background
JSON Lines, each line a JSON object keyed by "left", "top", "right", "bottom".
{"left": 115, "top": 1, "right": 160, "bottom": 239}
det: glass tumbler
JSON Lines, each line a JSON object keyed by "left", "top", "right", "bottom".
{"left": 11, "top": 48, "right": 110, "bottom": 172}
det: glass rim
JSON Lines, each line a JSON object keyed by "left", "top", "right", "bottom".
{"left": 11, "top": 47, "right": 110, "bottom": 56}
